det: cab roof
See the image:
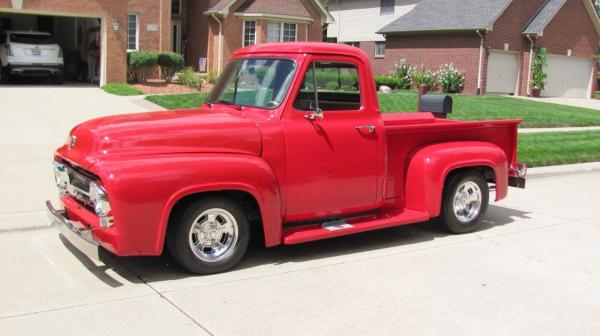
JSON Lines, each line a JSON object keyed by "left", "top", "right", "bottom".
{"left": 232, "top": 42, "right": 370, "bottom": 63}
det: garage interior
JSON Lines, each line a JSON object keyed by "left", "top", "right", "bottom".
{"left": 0, "top": 12, "right": 102, "bottom": 85}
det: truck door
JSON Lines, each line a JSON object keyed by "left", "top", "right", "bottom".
{"left": 282, "top": 56, "right": 382, "bottom": 222}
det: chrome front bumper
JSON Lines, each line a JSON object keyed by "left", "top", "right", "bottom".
{"left": 46, "top": 200, "right": 101, "bottom": 262}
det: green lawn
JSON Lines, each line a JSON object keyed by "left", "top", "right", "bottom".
{"left": 146, "top": 90, "right": 600, "bottom": 128}
{"left": 146, "top": 93, "right": 208, "bottom": 110}
{"left": 101, "top": 83, "right": 142, "bottom": 96}
{"left": 379, "top": 91, "right": 600, "bottom": 128}
{"left": 518, "top": 130, "right": 600, "bottom": 167}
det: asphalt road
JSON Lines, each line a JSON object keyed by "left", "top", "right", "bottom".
{"left": 1, "top": 169, "right": 600, "bottom": 335}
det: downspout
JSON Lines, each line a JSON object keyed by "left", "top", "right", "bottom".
{"left": 211, "top": 14, "right": 223, "bottom": 74}
{"left": 476, "top": 30, "right": 484, "bottom": 95}
{"left": 526, "top": 34, "right": 535, "bottom": 96}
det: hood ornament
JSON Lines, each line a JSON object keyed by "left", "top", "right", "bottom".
{"left": 67, "top": 135, "right": 77, "bottom": 150}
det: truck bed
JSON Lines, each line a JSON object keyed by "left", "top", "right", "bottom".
{"left": 382, "top": 112, "right": 522, "bottom": 205}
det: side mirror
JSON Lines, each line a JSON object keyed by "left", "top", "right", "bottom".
{"left": 304, "top": 108, "right": 324, "bottom": 120}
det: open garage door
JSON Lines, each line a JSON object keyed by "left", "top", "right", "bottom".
{"left": 544, "top": 55, "right": 594, "bottom": 98}
{"left": 486, "top": 52, "right": 520, "bottom": 95}
{"left": 0, "top": 12, "right": 102, "bottom": 85}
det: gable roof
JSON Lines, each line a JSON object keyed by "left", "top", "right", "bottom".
{"left": 235, "top": 0, "right": 312, "bottom": 20}
{"left": 378, "top": 0, "right": 513, "bottom": 35}
{"left": 206, "top": 0, "right": 334, "bottom": 23}
{"left": 523, "top": 0, "right": 567, "bottom": 36}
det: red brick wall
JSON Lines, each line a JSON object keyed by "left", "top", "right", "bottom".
{"left": 382, "top": 34, "right": 483, "bottom": 94}
{"left": 0, "top": 0, "right": 128, "bottom": 83}
{"left": 205, "top": 0, "right": 324, "bottom": 73}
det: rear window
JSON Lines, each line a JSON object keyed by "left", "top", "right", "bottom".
{"left": 10, "top": 34, "right": 56, "bottom": 45}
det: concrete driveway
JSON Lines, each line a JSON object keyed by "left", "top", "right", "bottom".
{"left": 1, "top": 166, "right": 600, "bottom": 335}
{"left": 0, "top": 84, "right": 163, "bottom": 231}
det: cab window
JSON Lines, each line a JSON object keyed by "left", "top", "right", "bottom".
{"left": 293, "top": 62, "right": 361, "bottom": 111}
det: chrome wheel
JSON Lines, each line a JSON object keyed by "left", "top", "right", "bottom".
{"left": 188, "top": 208, "right": 238, "bottom": 262}
{"left": 452, "top": 181, "right": 482, "bottom": 223}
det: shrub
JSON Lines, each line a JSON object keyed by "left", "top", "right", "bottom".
{"left": 595, "top": 91, "right": 600, "bottom": 100}
{"left": 435, "top": 63, "right": 465, "bottom": 93}
{"left": 374, "top": 75, "right": 399, "bottom": 89}
{"left": 128, "top": 51, "right": 158, "bottom": 83}
{"left": 532, "top": 47, "right": 548, "bottom": 90}
{"left": 391, "top": 59, "right": 412, "bottom": 90}
{"left": 410, "top": 65, "right": 436, "bottom": 90}
{"left": 179, "top": 67, "right": 201, "bottom": 90}
{"left": 158, "top": 52, "right": 184, "bottom": 83}
{"left": 207, "top": 70, "right": 219, "bottom": 84}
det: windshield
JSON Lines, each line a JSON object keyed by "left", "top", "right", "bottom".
{"left": 10, "top": 33, "right": 56, "bottom": 45}
{"left": 207, "top": 58, "right": 296, "bottom": 109}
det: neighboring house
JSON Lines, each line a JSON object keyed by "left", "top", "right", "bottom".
{"left": 0, "top": 0, "right": 332, "bottom": 85}
{"left": 326, "top": 0, "right": 418, "bottom": 74}
{"left": 378, "top": 0, "right": 600, "bottom": 98}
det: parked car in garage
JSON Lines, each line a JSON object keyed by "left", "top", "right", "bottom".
{"left": 0, "top": 30, "right": 64, "bottom": 84}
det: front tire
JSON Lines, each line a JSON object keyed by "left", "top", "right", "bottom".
{"left": 167, "top": 197, "right": 250, "bottom": 275}
{"left": 440, "top": 171, "right": 489, "bottom": 234}
{"left": 0, "top": 66, "right": 9, "bottom": 84}
{"left": 51, "top": 74, "right": 64, "bottom": 85}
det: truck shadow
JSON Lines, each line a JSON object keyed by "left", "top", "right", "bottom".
{"left": 97, "top": 204, "right": 531, "bottom": 285}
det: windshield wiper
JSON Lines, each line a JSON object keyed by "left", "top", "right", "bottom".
{"left": 209, "top": 99, "right": 243, "bottom": 110}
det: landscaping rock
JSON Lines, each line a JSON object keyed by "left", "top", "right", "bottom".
{"left": 379, "top": 85, "right": 392, "bottom": 93}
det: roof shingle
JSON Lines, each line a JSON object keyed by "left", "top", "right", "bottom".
{"left": 378, "top": 0, "right": 512, "bottom": 34}
{"left": 523, "top": 0, "right": 568, "bottom": 35}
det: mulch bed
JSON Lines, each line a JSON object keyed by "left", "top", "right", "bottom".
{"left": 132, "top": 80, "right": 214, "bottom": 95}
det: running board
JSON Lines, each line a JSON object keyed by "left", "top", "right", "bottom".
{"left": 283, "top": 209, "right": 430, "bottom": 245}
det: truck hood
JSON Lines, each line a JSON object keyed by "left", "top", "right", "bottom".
{"left": 62, "top": 108, "right": 262, "bottom": 168}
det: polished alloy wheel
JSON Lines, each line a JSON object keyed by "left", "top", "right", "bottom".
{"left": 188, "top": 208, "right": 238, "bottom": 262}
{"left": 452, "top": 181, "right": 482, "bottom": 223}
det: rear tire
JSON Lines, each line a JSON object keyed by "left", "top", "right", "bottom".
{"left": 167, "top": 197, "right": 250, "bottom": 275}
{"left": 440, "top": 171, "right": 489, "bottom": 234}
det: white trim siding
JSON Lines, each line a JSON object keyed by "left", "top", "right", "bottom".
{"left": 327, "top": 0, "right": 418, "bottom": 42}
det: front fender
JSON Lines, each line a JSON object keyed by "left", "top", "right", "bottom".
{"left": 404, "top": 141, "right": 508, "bottom": 217}
{"left": 92, "top": 153, "right": 282, "bottom": 255}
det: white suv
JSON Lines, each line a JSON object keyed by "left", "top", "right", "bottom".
{"left": 0, "top": 31, "right": 64, "bottom": 84}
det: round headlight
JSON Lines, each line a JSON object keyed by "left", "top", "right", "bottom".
{"left": 89, "top": 182, "right": 111, "bottom": 217}
{"left": 52, "top": 161, "right": 69, "bottom": 196}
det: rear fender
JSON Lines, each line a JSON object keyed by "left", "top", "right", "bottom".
{"left": 404, "top": 141, "right": 508, "bottom": 217}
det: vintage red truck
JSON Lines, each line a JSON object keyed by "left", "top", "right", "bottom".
{"left": 47, "top": 43, "right": 526, "bottom": 274}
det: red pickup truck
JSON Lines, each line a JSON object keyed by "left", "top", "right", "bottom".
{"left": 47, "top": 43, "right": 526, "bottom": 274}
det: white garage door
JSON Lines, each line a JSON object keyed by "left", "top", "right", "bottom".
{"left": 487, "top": 52, "right": 519, "bottom": 94}
{"left": 545, "top": 56, "right": 593, "bottom": 98}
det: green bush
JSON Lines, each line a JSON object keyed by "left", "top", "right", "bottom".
{"left": 158, "top": 52, "right": 184, "bottom": 83}
{"left": 391, "top": 60, "right": 412, "bottom": 90}
{"left": 595, "top": 91, "right": 600, "bottom": 100}
{"left": 410, "top": 66, "right": 436, "bottom": 90}
{"left": 532, "top": 47, "right": 548, "bottom": 90}
{"left": 374, "top": 75, "right": 399, "bottom": 89}
{"left": 435, "top": 63, "right": 465, "bottom": 93}
{"left": 179, "top": 67, "right": 201, "bottom": 90}
{"left": 128, "top": 51, "right": 158, "bottom": 82}
{"left": 207, "top": 70, "right": 219, "bottom": 84}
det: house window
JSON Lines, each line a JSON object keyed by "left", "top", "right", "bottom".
{"left": 243, "top": 21, "right": 256, "bottom": 47}
{"left": 380, "top": 0, "right": 394, "bottom": 15}
{"left": 127, "top": 13, "right": 139, "bottom": 51}
{"left": 267, "top": 22, "right": 297, "bottom": 42}
{"left": 172, "top": 0, "right": 182, "bottom": 15}
{"left": 375, "top": 42, "right": 385, "bottom": 58}
{"left": 345, "top": 42, "right": 360, "bottom": 48}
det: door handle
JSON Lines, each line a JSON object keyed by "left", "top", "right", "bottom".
{"left": 356, "top": 125, "right": 376, "bottom": 134}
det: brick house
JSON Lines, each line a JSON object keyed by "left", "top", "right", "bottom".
{"left": 0, "top": 0, "right": 331, "bottom": 85}
{"left": 377, "top": 0, "right": 600, "bottom": 98}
